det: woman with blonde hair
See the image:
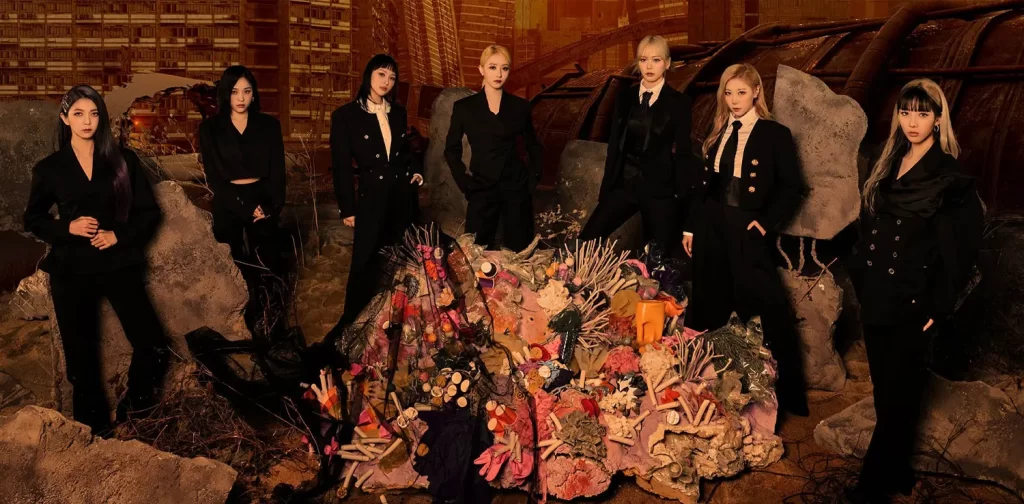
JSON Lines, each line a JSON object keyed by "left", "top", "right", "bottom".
{"left": 683, "top": 63, "right": 808, "bottom": 416}
{"left": 846, "top": 79, "right": 983, "bottom": 503}
{"left": 578, "top": 34, "right": 694, "bottom": 252}
{"left": 445, "top": 44, "right": 543, "bottom": 251}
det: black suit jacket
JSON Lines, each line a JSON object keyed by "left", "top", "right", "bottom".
{"left": 24, "top": 146, "right": 161, "bottom": 276}
{"left": 198, "top": 112, "right": 286, "bottom": 218}
{"left": 331, "top": 100, "right": 419, "bottom": 218}
{"left": 444, "top": 91, "right": 543, "bottom": 193}
{"left": 850, "top": 143, "right": 983, "bottom": 325}
{"left": 599, "top": 83, "right": 695, "bottom": 202}
{"left": 685, "top": 119, "right": 804, "bottom": 232}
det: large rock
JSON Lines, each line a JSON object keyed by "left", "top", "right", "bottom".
{"left": 42, "top": 181, "right": 250, "bottom": 416}
{"left": 0, "top": 406, "right": 236, "bottom": 504}
{"left": 0, "top": 372, "right": 35, "bottom": 413}
{"left": 814, "top": 373, "right": 1024, "bottom": 497}
{"left": 554, "top": 140, "right": 644, "bottom": 250}
{"left": 780, "top": 268, "right": 847, "bottom": 391}
{"left": 773, "top": 65, "right": 866, "bottom": 240}
{"left": 0, "top": 101, "right": 61, "bottom": 231}
{"left": 424, "top": 87, "right": 475, "bottom": 238}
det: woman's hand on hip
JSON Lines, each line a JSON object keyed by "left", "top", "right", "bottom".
{"left": 343, "top": 216, "right": 355, "bottom": 227}
{"left": 410, "top": 173, "right": 424, "bottom": 186}
{"left": 681, "top": 234, "right": 693, "bottom": 257}
{"left": 69, "top": 216, "right": 99, "bottom": 237}
{"left": 90, "top": 230, "right": 117, "bottom": 250}
{"left": 747, "top": 220, "right": 766, "bottom": 236}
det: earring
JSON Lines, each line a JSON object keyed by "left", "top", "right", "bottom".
{"left": 933, "top": 124, "right": 939, "bottom": 132}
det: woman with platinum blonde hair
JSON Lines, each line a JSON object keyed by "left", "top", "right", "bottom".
{"left": 445, "top": 44, "right": 543, "bottom": 252}
{"left": 578, "top": 34, "right": 695, "bottom": 254}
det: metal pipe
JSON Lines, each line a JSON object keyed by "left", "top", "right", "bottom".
{"left": 746, "top": 19, "right": 886, "bottom": 45}
{"left": 843, "top": 1, "right": 973, "bottom": 109}
{"left": 678, "top": 22, "right": 784, "bottom": 94}
{"left": 926, "top": 0, "right": 1024, "bottom": 19}
{"left": 813, "top": 64, "right": 1024, "bottom": 77}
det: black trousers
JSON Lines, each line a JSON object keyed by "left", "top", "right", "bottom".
{"left": 340, "top": 181, "right": 414, "bottom": 326}
{"left": 212, "top": 207, "right": 282, "bottom": 273}
{"left": 464, "top": 181, "right": 533, "bottom": 252}
{"left": 687, "top": 200, "right": 808, "bottom": 412}
{"left": 858, "top": 318, "right": 932, "bottom": 497}
{"left": 578, "top": 183, "right": 679, "bottom": 254}
{"left": 49, "top": 266, "right": 169, "bottom": 432}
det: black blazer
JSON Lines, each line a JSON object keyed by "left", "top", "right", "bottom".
{"left": 600, "top": 83, "right": 695, "bottom": 202}
{"left": 24, "top": 146, "right": 161, "bottom": 276}
{"left": 686, "top": 119, "right": 804, "bottom": 232}
{"left": 444, "top": 91, "right": 543, "bottom": 193}
{"left": 198, "top": 112, "right": 286, "bottom": 218}
{"left": 331, "top": 100, "right": 419, "bottom": 218}
{"left": 850, "top": 143, "right": 983, "bottom": 325}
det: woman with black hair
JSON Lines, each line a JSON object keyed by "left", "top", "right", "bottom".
{"left": 24, "top": 84, "right": 168, "bottom": 433}
{"left": 846, "top": 79, "right": 983, "bottom": 503}
{"left": 198, "top": 65, "right": 286, "bottom": 275}
{"left": 329, "top": 53, "right": 421, "bottom": 330}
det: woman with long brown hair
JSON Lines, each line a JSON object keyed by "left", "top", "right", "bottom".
{"left": 846, "top": 79, "right": 983, "bottom": 503}
{"left": 682, "top": 63, "right": 808, "bottom": 417}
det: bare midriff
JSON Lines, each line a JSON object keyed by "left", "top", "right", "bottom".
{"left": 230, "top": 178, "right": 260, "bottom": 185}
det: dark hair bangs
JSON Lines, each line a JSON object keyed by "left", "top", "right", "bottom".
{"left": 898, "top": 85, "right": 940, "bottom": 115}
{"left": 357, "top": 54, "right": 400, "bottom": 105}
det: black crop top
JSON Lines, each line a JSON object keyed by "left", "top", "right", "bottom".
{"left": 198, "top": 112, "right": 286, "bottom": 217}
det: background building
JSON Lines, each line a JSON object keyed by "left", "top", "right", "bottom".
{"left": 0, "top": 0, "right": 972, "bottom": 146}
{"left": 0, "top": 0, "right": 356, "bottom": 145}
{"left": 455, "top": 0, "right": 516, "bottom": 87}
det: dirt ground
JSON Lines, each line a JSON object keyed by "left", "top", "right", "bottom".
{"left": 1, "top": 211, "right": 1020, "bottom": 503}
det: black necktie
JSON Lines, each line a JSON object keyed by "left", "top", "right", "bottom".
{"left": 718, "top": 120, "right": 743, "bottom": 177}
{"left": 640, "top": 91, "right": 653, "bottom": 115}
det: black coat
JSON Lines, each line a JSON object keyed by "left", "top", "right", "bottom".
{"left": 198, "top": 112, "right": 286, "bottom": 218}
{"left": 331, "top": 100, "right": 419, "bottom": 218}
{"left": 685, "top": 119, "right": 804, "bottom": 232}
{"left": 24, "top": 146, "right": 161, "bottom": 276}
{"left": 444, "top": 91, "right": 543, "bottom": 193}
{"left": 600, "top": 83, "right": 695, "bottom": 202}
{"left": 850, "top": 142, "right": 983, "bottom": 325}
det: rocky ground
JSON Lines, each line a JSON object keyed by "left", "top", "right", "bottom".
{"left": 2, "top": 202, "right": 1022, "bottom": 503}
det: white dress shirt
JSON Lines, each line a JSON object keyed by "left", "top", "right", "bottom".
{"left": 365, "top": 98, "right": 392, "bottom": 158}
{"left": 683, "top": 108, "right": 760, "bottom": 237}
{"left": 713, "top": 107, "right": 759, "bottom": 177}
{"left": 638, "top": 77, "right": 666, "bottom": 106}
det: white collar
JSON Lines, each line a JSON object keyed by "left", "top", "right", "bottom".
{"left": 639, "top": 78, "right": 666, "bottom": 102}
{"left": 364, "top": 98, "right": 391, "bottom": 114}
{"left": 730, "top": 107, "right": 759, "bottom": 128}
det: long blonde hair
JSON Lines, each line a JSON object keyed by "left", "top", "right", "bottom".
{"left": 702, "top": 64, "right": 772, "bottom": 156}
{"left": 862, "top": 78, "right": 960, "bottom": 214}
